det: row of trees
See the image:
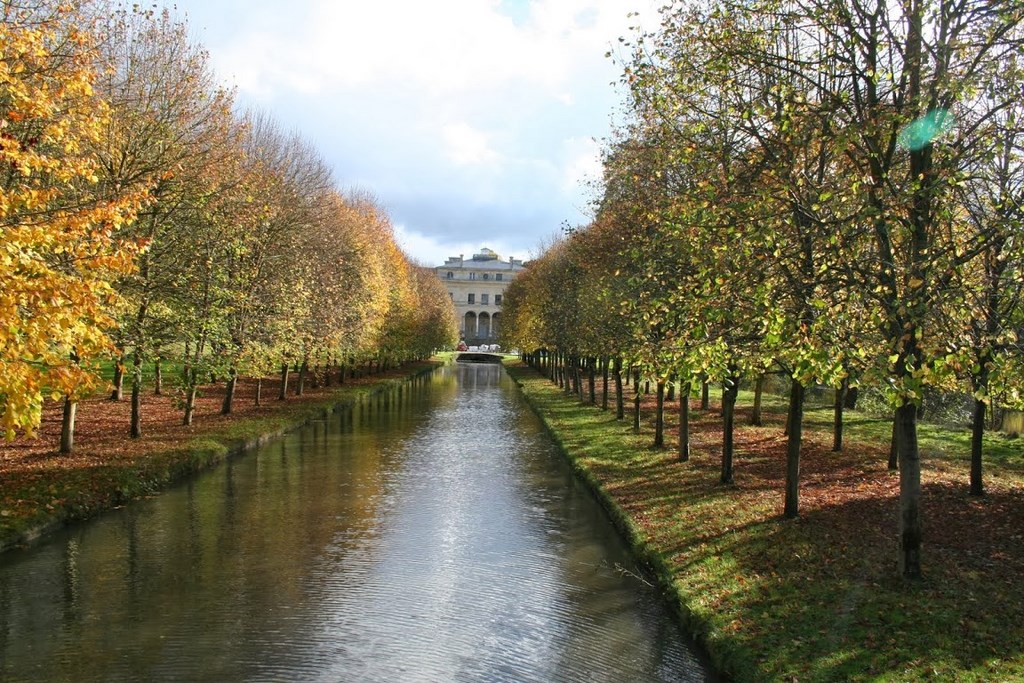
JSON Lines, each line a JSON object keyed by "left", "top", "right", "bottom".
{"left": 1, "top": 1, "right": 458, "bottom": 445}
{"left": 501, "top": 0, "right": 1023, "bottom": 579}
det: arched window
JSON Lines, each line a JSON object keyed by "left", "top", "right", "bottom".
{"left": 446, "top": 271, "right": 453, "bottom": 279}
{"left": 463, "top": 312, "right": 477, "bottom": 338}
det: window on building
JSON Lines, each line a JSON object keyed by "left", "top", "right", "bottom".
{"left": 483, "top": 273, "right": 490, "bottom": 280}
{"left": 481, "top": 294, "right": 489, "bottom": 304}
{"left": 446, "top": 271, "right": 453, "bottom": 279}
{"left": 496, "top": 273, "right": 503, "bottom": 281}
{"left": 469, "top": 272, "right": 476, "bottom": 280}
{"left": 449, "top": 292, "right": 454, "bottom": 300}
{"left": 495, "top": 294, "right": 502, "bottom": 305}
{"left": 468, "top": 293, "right": 475, "bottom": 304}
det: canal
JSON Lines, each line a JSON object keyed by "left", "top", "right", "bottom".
{"left": 0, "top": 363, "right": 711, "bottom": 682}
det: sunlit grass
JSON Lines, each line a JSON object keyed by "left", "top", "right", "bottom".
{"left": 507, "top": 362, "right": 1024, "bottom": 683}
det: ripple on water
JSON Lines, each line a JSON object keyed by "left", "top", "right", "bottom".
{"left": 0, "top": 365, "right": 712, "bottom": 683}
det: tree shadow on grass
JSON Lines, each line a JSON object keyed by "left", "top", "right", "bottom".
{"left": 517, "top": 369, "right": 1024, "bottom": 679}
{"left": 607, "top": 450, "right": 1024, "bottom": 680}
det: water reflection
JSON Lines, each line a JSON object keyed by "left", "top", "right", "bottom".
{"left": 0, "top": 364, "right": 711, "bottom": 682}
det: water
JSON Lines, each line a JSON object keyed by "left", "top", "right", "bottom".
{"left": 0, "top": 364, "right": 711, "bottom": 682}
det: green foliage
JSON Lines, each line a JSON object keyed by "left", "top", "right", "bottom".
{"left": 502, "top": 0, "right": 1024, "bottom": 579}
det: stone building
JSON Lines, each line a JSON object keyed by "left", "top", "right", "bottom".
{"left": 436, "top": 248, "right": 525, "bottom": 346}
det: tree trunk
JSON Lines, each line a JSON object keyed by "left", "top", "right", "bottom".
{"left": 296, "top": 360, "right": 308, "bottom": 396}
{"left": 970, "top": 395, "right": 985, "bottom": 496}
{"left": 654, "top": 380, "right": 666, "bottom": 448}
{"left": 667, "top": 381, "right": 675, "bottom": 402}
{"left": 574, "top": 360, "right": 584, "bottom": 401}
{"left": 183, "top": 368, "right": 198, "bottom": 426}
{"left": 255, "top": 377, "right": 262, "bottom": 407}
{"left": 110, "top": 354, "right": 125, "bottom": 401}
{"left": 578, "top": 359, "right": 586, "bottom": 400}
{"left": 701, "top": 377, "right": 710, "bottom": 410}
{"left": 278, "top": 362, "right": 290, "bottom": 400}
{"left": 751, "top": 374, "right": 765, "bottom": 426}
{"left": 614, "top": 357, "right": 624, "bottom": 420}
{"left": 896, "top": 400, "right": 922, "bottom": 579}
{"left": 154, "top": 357, "right": 162, "bottom": 395}
{"left": 784, "top": 376, "right": 792, "bottom": 437}
{"left": 633, "top": 390, "right": 641, "bottom": 434}
{"left": 588, "top": 358, "right": 596, "bottom": 405}
{"left": 970, "top": 360, "right": 987, "bottom": 493}
{"left": 898, "top": 0, "right": 926, "bottom": 580}
{"left": 183, "top": 387, "right": 197, "bottom": 425}
{"left": 221, "top": 368, "right": 237, "bottom": 415}
{"left": 679, "top": 377, "right": 690, "bottom": 462}
{"left": 601, "top": 358, "right": 609, "bottom": 410}
{"left": 833, "top": 377, "right": 848, "bottom": 452}
{"left": 784, "top": 380, "right": 805, "bottom": 518}
{"left": 59, "top": 397, "right": 77, "bottom": 454}
{"left": 130, "top": 353, "right": 142, "bottom": 439}
{"left": 721, "top": 369, "right": 739, "bottom": 484}
{"left": 844, "top": 386, "right": 858, "bottom": 410}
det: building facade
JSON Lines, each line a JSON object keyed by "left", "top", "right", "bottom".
{"left": 436, "top": 248, "right": 525, "bottom": 346}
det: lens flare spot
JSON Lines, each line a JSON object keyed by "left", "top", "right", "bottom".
{"left": 898, "top": 109, "right": 954, "bottom": 150}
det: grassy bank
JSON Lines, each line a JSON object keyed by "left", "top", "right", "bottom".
{"left": 506, "top": 361, "right": 1024, "bottom": 682}
{"left": 0, "top": 360, "right": 444, "bottom": 552}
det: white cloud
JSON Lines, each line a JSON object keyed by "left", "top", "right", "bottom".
{"left": 209, "top": 0, "right": 654, "bottom": 99}
{"left": 172, "top": 0, "right": 664, "bottom": 257}
{"left": 561, "top": 136, "right": 602, "bottom": 194}
{"left": 394, "top": 224, "right": 528, "bottom": 267}
{"left": 442, "top": 123, "right": 501, "bottom": 167}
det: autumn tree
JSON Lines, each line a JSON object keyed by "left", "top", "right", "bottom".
{"left": 411, "top": 265, "right": 459, "bottom": 357}
{"left": 948, "top": 54, "right": 1024, "bottom": 496}
{"left": 88, "top": 4, "right": 236, "bottom": 433}
{"left": 809, "top": 0, "right": 1024, "bottom": 577}
{"left": 617, "top": 0, "right": 1024, "bottom": 575}
{"left": 0, "top": 0, "right": 147, "bottom": 440}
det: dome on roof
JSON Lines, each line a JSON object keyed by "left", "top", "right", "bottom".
{"left": 472, "top": 247, "right": 499, "bottom": 261}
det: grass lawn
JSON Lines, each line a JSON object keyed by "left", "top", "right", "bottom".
{"left": 506, "top": 361, "right": 1024, "bottom": 682}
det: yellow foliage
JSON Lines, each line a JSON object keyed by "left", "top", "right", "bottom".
{"left": 0, "top": 6, "right": 148, "bottom": 438}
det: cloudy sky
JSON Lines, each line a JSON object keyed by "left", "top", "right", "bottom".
{"left": 161, "top": 0, "right": 660, "bottom": 266}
